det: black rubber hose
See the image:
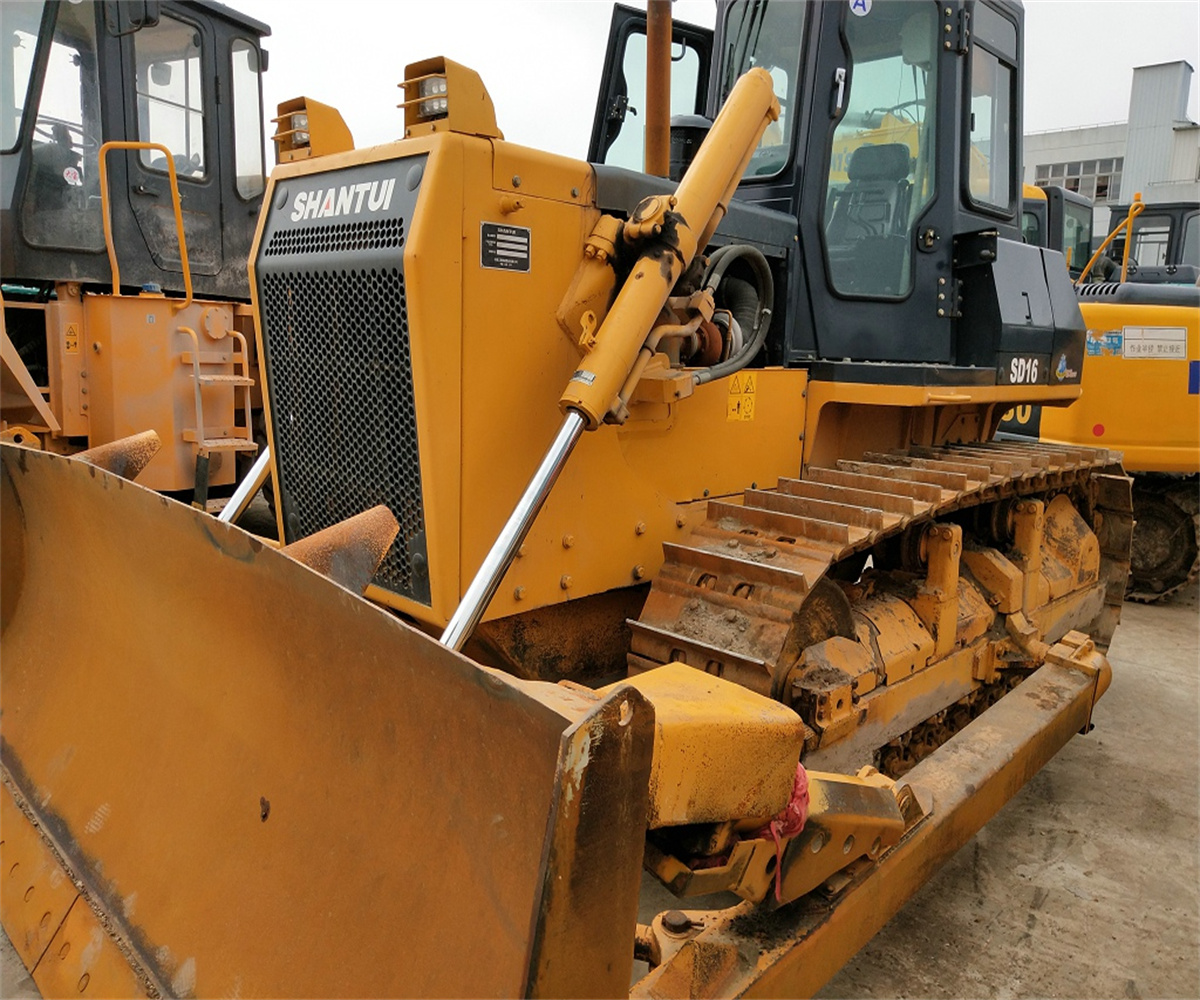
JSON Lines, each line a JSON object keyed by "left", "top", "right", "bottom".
{"left": 694, "top": 245, "right": 774, "bottom": 385}
{"left": 719, "top": 276, "right": 759, "bottom": 347}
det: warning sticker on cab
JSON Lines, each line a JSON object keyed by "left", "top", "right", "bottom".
{"left": 1122, "top": 326, "right": 1187, "bottom": 359}
{"left": 65, "top": 322, "right": 79, "bottom": 354}
{"left": 727, "top": 371, "right": 757, "bottom": 422}
{"left": 481, "top": 223, "right": 530, "bottom": 272}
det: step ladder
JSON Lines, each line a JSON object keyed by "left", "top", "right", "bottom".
{"left": 180, "top": 325, "right": 257, "bottom": 510}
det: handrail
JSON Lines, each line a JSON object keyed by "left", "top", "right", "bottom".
{"left": 98, "top": 141, "right": 193, "bottom": 310}
{"left": 1076, "top": 192, "right": 1145, "bottom": 286}
{"left": 179, "top": 326, "right": 253, "bottom": 452}
{"left": 228, "top": 328, "right": 254, "bottom": 441}
{"left": 1118, "top": 196, "right": 1145, "bottom": 283}
{"left": 179, "top": 326, "right": 206, "bottom": 444}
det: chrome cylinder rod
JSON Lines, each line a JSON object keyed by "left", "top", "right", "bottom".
{"left": 440, "top": 410, "right": 586, "bottom": 651}
{"left": 217, "top": 445, "right": 271, "bottom": 524}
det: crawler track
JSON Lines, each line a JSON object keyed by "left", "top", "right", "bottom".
{"left": 631, "top": 440, "right": 1133, "bottom": 763}
{"left": 1127, "top": 474, "right": 1200, "bottom": 603}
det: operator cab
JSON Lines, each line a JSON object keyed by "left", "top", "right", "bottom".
{"left": 1102, "top": 202, "right": 1200, "bottom": 285}
{"left": 0, "top": 0, "right": 269, "bottom": 300}
{"left": 590, "top": 0, "right": 1083, "bottom": 388}
{"left": 1022, "top": 183, "right": 1093, "bottom": 280}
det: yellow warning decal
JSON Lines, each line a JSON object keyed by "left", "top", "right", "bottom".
{"left": 726, "top": 371, "right": 756, "bottom": 421}
{"left": 65, "top": 323, "right": 79, "bottom": 355}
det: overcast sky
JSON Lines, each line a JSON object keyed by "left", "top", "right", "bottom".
{"left": 235, "top": 0, "right": 1200, "bottom": 157}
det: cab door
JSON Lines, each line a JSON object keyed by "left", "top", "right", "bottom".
{"left": 798, "top": 0, "right": 959, "bottom": 365}
{"left": 588, "top": 4, "right": 712, "bottom": 169}
{"left": 119, "top": 4, "right": 224, "bottom": 278}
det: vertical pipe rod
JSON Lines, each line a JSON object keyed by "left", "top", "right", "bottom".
{"left": 645, "top": 0, "right": 672, "bottom": 177}
{"left": 440, "top": 411, "right": 586, "bottom": 651}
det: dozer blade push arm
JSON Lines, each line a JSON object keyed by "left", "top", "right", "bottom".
{"left": 631, "top": 653, "right": 1111, "bottom": 998}
{"left": 440, "top": 69, "right": 780, "bottom": 651}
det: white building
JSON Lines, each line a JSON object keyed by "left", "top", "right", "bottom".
{"left": 1024, "top": 60, "right": 1200, "bottom": 233}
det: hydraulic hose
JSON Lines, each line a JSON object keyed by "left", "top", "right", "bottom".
{"left": 716, "top": 277, "right": 757, "bottom": 352}
{"left": 694, "top": 244, "right": 774, "bottom": 385}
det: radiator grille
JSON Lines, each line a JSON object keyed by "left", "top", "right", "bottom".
{"left": 263, "top": 218, "right": 405, "bottom": 257}
{"left": 260, "top": 265, "right": 429, "bottom": 603}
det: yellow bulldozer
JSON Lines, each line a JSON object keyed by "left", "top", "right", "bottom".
{"left": 2, "top": 1, "right": 1134, "bottom": 997}
{"left": 0, "top": 0, "right": 270, "bottom": 505}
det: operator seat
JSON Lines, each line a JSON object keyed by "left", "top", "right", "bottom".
{"left": 826, "top": 143, "right": 912, "bottom": 242}
{"left": 825, "top": 142, "right": 913, "bottom": 296}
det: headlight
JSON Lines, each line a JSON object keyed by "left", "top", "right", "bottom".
{"left": 418, "top": 76, "right": 449, "bottom": 119}
{"left": 291, "top": 113, "right": 310, "bottom": 145}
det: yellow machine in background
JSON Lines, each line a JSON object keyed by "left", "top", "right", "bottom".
{"left": 1008, "top": 190, "right": 1200, "bottom": 598}
{"left": 1020, "top": 182, "right": 1094, "bottom": 277}
{"left": 0, "top": 1, "right": 270, "bottom": 501}
{"left": 1045, "top": 288, "right": 1198, "bottom": 600}
{"left": 2, "top": 2, "right": 1134, "bottom": 997}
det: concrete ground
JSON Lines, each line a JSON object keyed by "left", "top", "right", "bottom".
{"left": 3, "top": 584, "right": 1197, "bottom": 998}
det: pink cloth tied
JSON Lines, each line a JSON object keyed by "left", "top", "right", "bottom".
{"left": 753, "top": 762, "right": 809, "bottom": 903}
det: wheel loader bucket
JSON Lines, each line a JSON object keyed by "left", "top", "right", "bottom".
{"left": 0, "top": 443, "right": 653, "bottom": 999}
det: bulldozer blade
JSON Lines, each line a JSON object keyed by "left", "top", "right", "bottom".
{"left": 76, "top": 430, "right": 162, "bottom": 481}
{"left": 280, "top": 505, "right": 399, "bottom": 594}
{"left": 0, "top": 443, "right": 654, "bottom": 999}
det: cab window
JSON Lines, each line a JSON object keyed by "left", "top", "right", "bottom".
{"left": 1127, "top": 215, "right": 1171, "bottom": 268}
{"left": 135, "top": 15, "right": 206, "bottom": 178}
{"left": 1180, "top": 213, "right": 1198, "bottom": 267}
{"left": 1061, "top": 199, "right": 1092, "bottom": 272}
{"left": 20, "top": 0, "right": 104, "bottom": 250}
{"left": 604, "top": 32, "right": 703, "bottom": 172}
{"left": 231, "top": 39, "right": 264, "bottom": 199}
{"left": 1021, "top": 211, "right": 1042, "bottom": 247}
{"left": 966, "top": 3, "right": 1017, "bottom": 213}
{"left": 719, "top": 0, "right": 805, "bottom": 178}
{"left": 823, "top": 1, "right": 938, "bottom": 298}
{"left": 0, "top": 1, "right": 42, "bottom": 152}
